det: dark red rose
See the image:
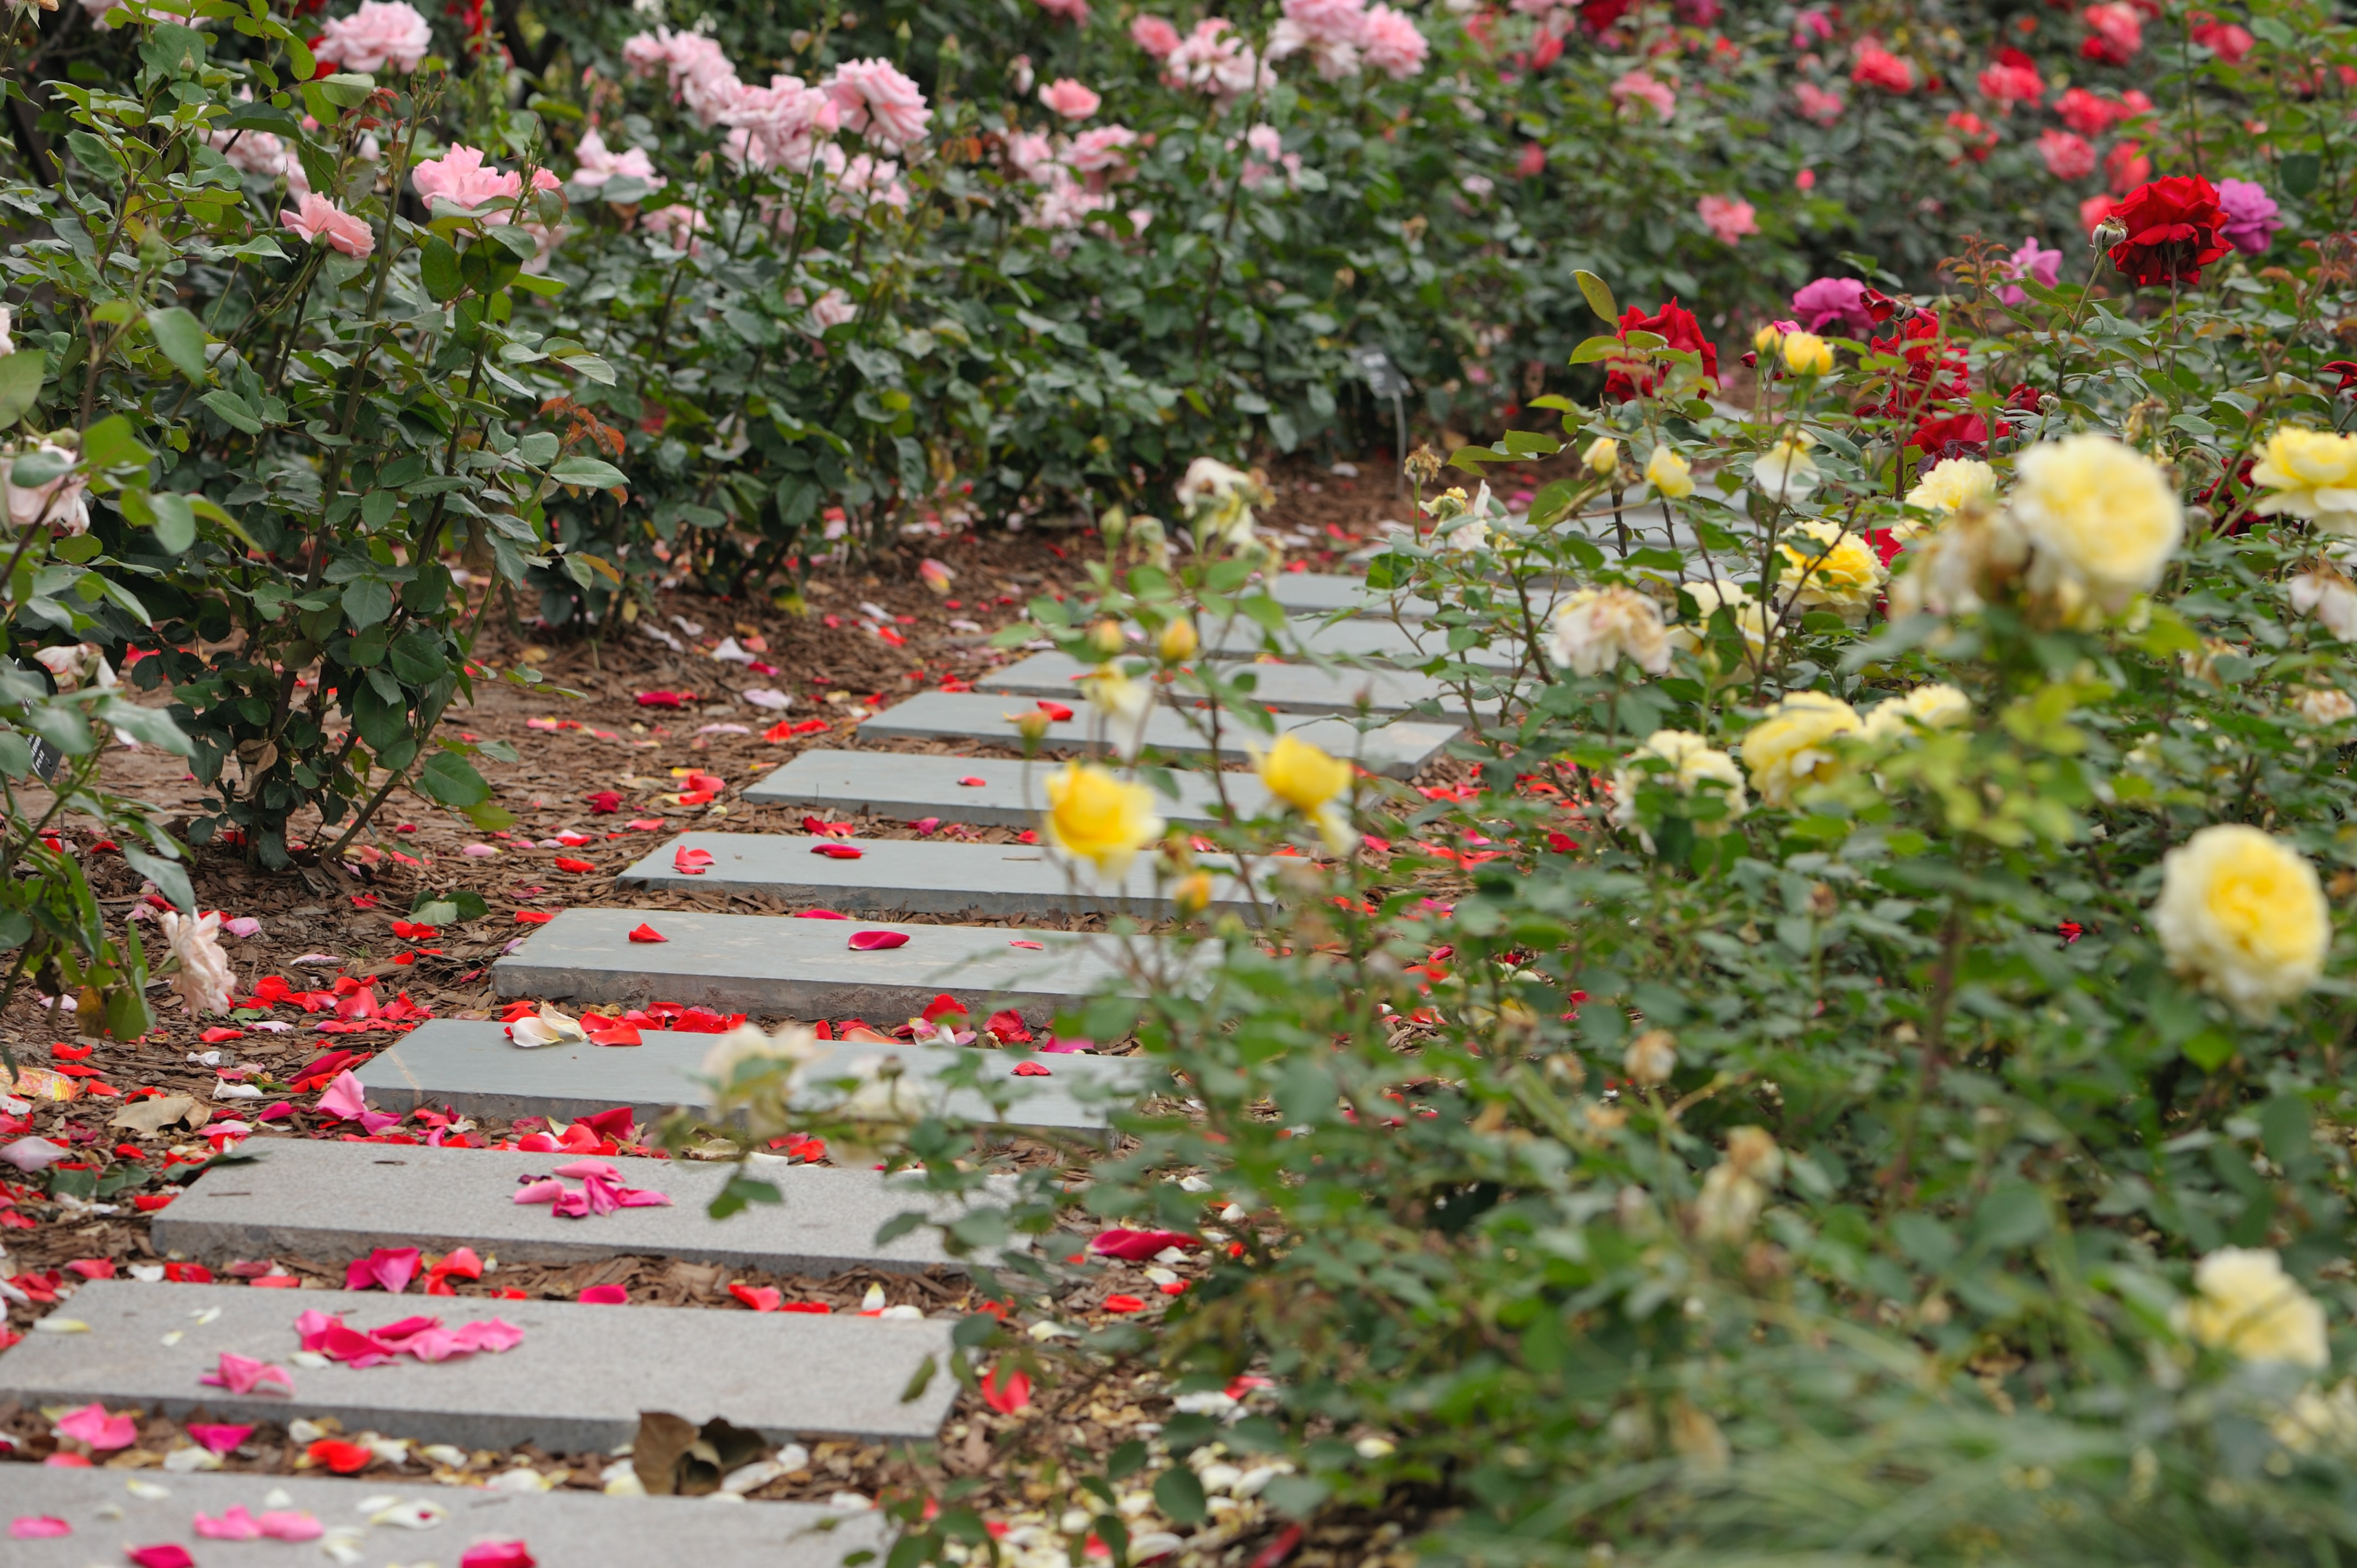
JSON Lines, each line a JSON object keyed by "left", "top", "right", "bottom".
{"left": 2324, "top": 360, "right": 2357, "bottom": 396}
{"left": 1908, "top": 410, "right": 1990, "bottom": 460}
{"left": 2107, "top": 175, "right": 2231, "bottom": 287}
{"left": 1604, "top": 298, "right": 1719, "bottom": 402}
{"left": 2006, "top": 382, "right": 2045, "bottom": 414}
{"left": 1579, "top": 0, "right": 1631, "bottom": 32}
{"left": 1860, "top": 309, "right": 1983, "bottom": 454}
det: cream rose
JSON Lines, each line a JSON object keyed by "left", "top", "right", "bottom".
{"left": 1741, "top": 690, "right": 1861, "bottom": 807}
{"left": 2180, "top": 1247, "right": 2329, "bottom": 1368}
{"left": 2011, "top": 433, "right": 2183, "bottom": 611}
{"left": 2152, "top": 823, "right": 2329, "bottom": 1019}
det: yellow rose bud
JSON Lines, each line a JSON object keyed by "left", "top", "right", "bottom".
{"left": 1157, "top": 617, "right": 1200, "bottom": 663}
{"left": 1171, "top": 870, "right": 1213, "bottom": 916}
{"left": 1583, "top": 436, "right": 1619, "bottom": 475}
{"left": 1752, "top": 322, "right": 1786, "bottom": 355}
{"left": 1645, "top": 445, "right": 1694, "bottom": 500}
{"left": 1009, "top": 710, "right": 1053, "bottom": 745}
{"left": 1043, "top": 761, "right": 1165, "bottom": 879}
{"left": 1257, "top": 732, "right": 1352, "bottom": 814}
{"left": 1780, "top": 331, "right": 1834, "bottom": 376}
{"left": 1087, "top": 619, "right": 1125, "bottom": 658}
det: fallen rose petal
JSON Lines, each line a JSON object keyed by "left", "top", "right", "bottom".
{"left": 515, "top": 910, "right": 556, "bottom": 925}
{"left": 186, "top": 1423, "right": 253, "bottom": 1455}
{"left": 587, "top": 1022, "right": 643, "bottom": 1046}
{"left": 980, "top": 1364, "right": 1031, "bottom": 1414}
{"left": 627, "top": 923, "right": 667, "bottom": 943}
{"left": 730, "top": 1283, "right": 783, "bottom": 1312}
{"left": 55, "top": 1401, "right": 138, "bottom": 1450}
{"left": 848, "top": 930, "right": 910, "bottom": 951}
{"left": 813, "top": 843, "right": 864, "bottom": 859}
{"left": 9, "top": 1515, "right": 70, "bottom": 1538}
{"left": 674, "top": 845, "right": 715, "bottom": 875}
{"left": 224, "top": 915, "right": 262, "bottom": 939}
{"left": 460, "top": 1542, "right": 537, "bottom": 1568}
{"left": 957, "top": 775, "right": 987, "bottom": 787}
{"left": 911, "top": 817, "right": 941, "bottom": 835}
{"left": 345, "top": 1246, "right": 423, "bottom": 1294}
{"left": 1102, "top": 1294, "right": 1147, "bottom": 1313}
{"left": 194, "top": 1505, "right": 263, "bottom": 1540}
{"left": 257, "top": 1511, "right": 324, "bottom": 1541}
{"left": 579, "top": 1283, "right": 627, "bottom": 1304}
{"left": 797, "top": 908, "right": 850, "bottom": 920}
{"left": 553, "top": 856, "right": 595, "bottom": 873}
{"left": 1008, "top": 939, "right": 1045, "bottom": 950}
{"left": 1091, "top": 1228, "right": 1198, "bottom": 1260}
{"left": 1, "top": 1135, "right": 70, "bottom": 1172}
{"left": 127, "top": 1545, "right": 195, "bottom": 1568}
{"left": 305, "top": 1437, "right": 375, "bottom": 1474}
{"left": 585, "top": 791, "right": 623, "bottom": 814}
{"left": 199, "top": 1350, "right": 295, "bottom": 1396}
{"left": 1012, "top": 1061, "right": 1051, "bottom": 1077}
{"left": 1035, "top": 700, "right": 1075, "bottom": 721}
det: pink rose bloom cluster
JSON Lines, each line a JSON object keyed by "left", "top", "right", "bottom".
{"left": 2215, "top": 177, "right": 2282, "bottom": 255}
{"left": 317, "top": 0, "right": 432, "bottom": 73}
{"left": 1005, "top": 121, "right": 1146, "bottom": 234}
{"left": 641, "top": 203, "right": 709, "bottom": 254}
{"left": 1131, "top": 14, "right": 1182, "bottom": 56}
{"left": 282, "top": 192, "right": 375, "bottom": 257}
{"left": 1160, "top": 18, "right": 1269, "bottom": 99}
{"left": 1039, "top": 78, "right": 1101, "bottom": 120}
{"left": 1849, "top": 39, "right": 1913, "bottom": 92}
{"left": 720, "top": 75, "right": 842, "bottom": 176}
{"left": 413, "top": 144, "right": 561, "bottom": 211}
{"left": 569, "top": 128, "right": 664, "bottom": 192}
{"left": 1608, "top": 68, "right": 1675, "bottom": 123}
{"left": 211, "top": 118, "right": 309, "bottom": 196}
{"left": 1791, "top": 276, "right": 1875, "bottom": 336}
{"left": 1035, "top": 0, "right": 1090, "bottom": 22}
{"left": 2038, "top": 129, "right": 2096, "bottom": 181}
{"left": 1995, "top": 235, "right": 2061, "bottom": 305}
{"left": 1697, "top": 193, "right": 1756, "bottom": 245}
{"left": 824, "top": 58, "right": 932, "bottom": 153}
{"left": 1794, "top": 82, "right": 1844, "bottom": 124}
{"left": 1258, "top": 0, "right": 1427, "bottom": 82}
{"left": 1239, "top": 123, "right": 1304, "bottom": 191}
{"left": 622, "top": 28, "right": 744, "bottom": 126}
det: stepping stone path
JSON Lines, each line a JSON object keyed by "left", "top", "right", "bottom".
{"left": 617, "top": 831, "right": 1261, "bottom": 920}
{"left": 1, "top": 1468, "right": 882, "bottom": 1568}
{"left": 0, "top": 571, "right": 1451, "bottom": 1567}
{"left": 744, "top": 747, "right": 1278, "bottom": 828}
{"left": 858, "top": 688, "right": 1462, "bottom": 774}
{"left": 358, "top": 1022, "right": 1149, "bottom": 1132}
{"left": 1197, "top": 612, "right": 1517, "bottom": 669}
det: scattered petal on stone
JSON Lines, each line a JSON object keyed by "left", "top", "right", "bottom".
{"left": 847, "top": 930, "right": 910, "bottom": 951}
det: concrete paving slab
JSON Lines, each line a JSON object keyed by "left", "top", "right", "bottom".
{"left": 490, "top": 908, "right": 1161, "bottom": 1019}
{"left": 978, "top": 650, "right": 1488, "bottom": 719}
{"left": 0, "top": 1468, "right": 884, "bottom": 1568}
{"left": 616, "top": 832, "right": 1258, "bottom": 920}
{"left": 858, "top": 690, "right": 1459, "bottom": 777}
{"left": 155, "top": 1139, "right": 1012, "bottom": 1275}
{"left": 1263, "top": 572, "right": 1441, "bottom": 619}
{"left": 743, "top": 748, "right": 1275, "bottom": 829}
{"left": 357, "top": 1021, "right": 1148, "bottom": 1132}
{"left": 0, "top": 1280, "right": 957, "bottom": 1450}
{"left": 1200, "top": 613, "right": 1515, "bottom": 669}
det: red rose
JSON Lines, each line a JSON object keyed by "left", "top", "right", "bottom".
{"left": 2106, "top": 175, "right": 2230, "bottom": 287}
{"left": 2006, "top": 382, "right": 2045, "bottom": 413}
{"left": 1604, "top": 298, "right": 1719, "bottom": 402}
{"left": 1861, "top": 309, "right": 1984, "bottom": 455}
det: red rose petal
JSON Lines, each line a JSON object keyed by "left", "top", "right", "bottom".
{"left": 1035, "top": 701, "right": 1074, "bottom": 721}
{"left": 796, "top": 908, "right": 850, "bottom": 920}
{"left": 627, "top": 923, "right": 667, "bottom": 943}
{"left": 957, "top": 776, "right": 987, "bottom": 787}
{"left": 1011, "top": 1061, "right": 1051, "bottom": 1077}
{"left": 847, "top": 931, "right": 910, "bottom": 951}
{"left": 587, "top": 1024, "right": 643, "bottom": 1047}
{"left": 553, "top": 857, "right": 595, "bottom": 874}
{"left": 812, "top": 843, "right": 864, "bottom": 859}
{"left": 515, "top": 910, "right": 556, "bottom": 925}
{"left": 1101, "top": 1294, "right": 1147, "bottom": 1314}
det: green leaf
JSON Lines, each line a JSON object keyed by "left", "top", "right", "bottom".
{"left": 121, "top": 844, "right": 194, "bottom": 913}
{"left": 463, "top": 798, "right": 516, "bottom": 831}
{"left": 1568, "top": 334, "right": 1627, "bottom": 365}
{"left": 1574, "top": 269, "right": 1618, "bottom": 323}
{"left": 415, "top": 750, "right": 490, "bottom": 807}
{"left": 341, "top": 578, "right": 394, "bottom": 631}
{"left": 81, "top": 415, "right": 152, "bottom": 469}
{"left": 312, "top": 70, "right": 375, "bottom": 107}
{"left": 199, "top": 389, "right": 263, "bottom": 435}
{"left": 1152, "top": 1467, "right": 1207, "bottom": 1525}
{"left": 0, "top": 348, "right": 46, "bottom": 428}
{"left": 2182, "top": 1028, "right": 2236, "bottom": 1071}
{"left": 2280, "top": 151, "right": 2321, "bottom": 199}
{"left": 147, "top": 491, "right": 196, "bottom": 553}
{"left": 420, "top": 234, "right": 462, "bottom": 302}
{"left": 550, "top": 455, "right": 627, "bottom": 489}
{"left": 898, "top": 1354, "right": 937, "bottom": 1404}
{"left": 143, "top": 307, "right": 211, "bottom": 384}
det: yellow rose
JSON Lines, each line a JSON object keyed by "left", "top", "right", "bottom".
{"left": 1611, "top": 727, "right": 1748, "bottom": 843}
{"left": 1043, "top": 761, "right": 1165, "bottom": 878}
{"left": 1777, "top": 520, "right": 1886, "bottom": 619}
{"left": 2250, "top": 426, "right": 2357, "bottom": 537}
{"left": 1645, "top": 445, "right": 1695, "bottom": 500}
{"left": 1583, "top": 436, "right": 1619, "bottom": 475}
{"left": 1904, "top": 456, "right": 1997, "bottom": 515}
{"left": 2152, "top": 823, "right": 2328, "bottom": 1019}
{"left": 1741, "top": 690, "right": 1861, "bottom": 807}
{"left": 1157, "top": 617, "right": 1200, "bottom": 662}
{"left": 1861, "top": 682, "right": 1971, "bottom": 741}
{"left": 1752, "top": 322, "right": 1786, "bottom": 355}
{"left": 1258, "top": 733, "right": 1358, "bottom": 853}
{"left": 2011, "top": 433, "right": 2183, "bottom": 610}
{"left": 2181, "top": 1247, "right": 2329, "bottom": 1368}
{"left": 1780, "top": 331, "right": 1833, "bottom": 376}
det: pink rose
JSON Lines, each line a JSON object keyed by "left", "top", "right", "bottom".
{"left": 805, "top": 287, "right": 857, "bottom": 333}
{"left": 1038, "top": 78, "right": 1101, "bottom": 119}
{"left": 1608, "top": 68, "right": 1676, "bottom": 122}
{"left": 1995, "top": 235, "right": 2061, "bottom": 305}
{"left": 1697, "top": 193, "right": 1757, "bottom": 245}
{"left": 570, "top": 128, "right": 664, "bottom": 191}
{"left": 1164, "top": 18, "right": 1265, "bottom": 99}
{"left": 1284, "top": 0, "right": 1368, "bottom": 48}
{"left": 317, "top": 1, "right": 433, "bottom": 73}
{"left": 1794, "top": 81, "right": 1844, "bottom": 123}
{"left": 823, "top": 58, "right": 931, "bottom": 152}
{"left": 1037, "top": 0, "right": 1091, "bottom": 20}
{"left": 640, "top": 203, "right": 709, "bottom": 254}
{"left": 281, "top": 192, "right": 375, "bottom": 257}
{"left": 2038, "top": 128, "right": 2096, "bottom": 181}
{"left": 412, "top": 144, "right": 561, "bottom": 211}
{"left": 1359, "top": 4, "right": 1427, "bottom": 78}
{"left": 1130, "top": 15, "right": 1182, "bottom": 55}
{"left": 1068, "top": 124, "right": 1139, "bottom": 179}
{"left": 1849, "top": 39, "right": 1913, "bottom": 92}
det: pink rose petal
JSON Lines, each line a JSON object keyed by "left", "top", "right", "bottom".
{"left": 9, "top": 1516, "right": 71, "bottom": 1538}
{"left": 848, "top": 930, "right": 909, "bottom": 951}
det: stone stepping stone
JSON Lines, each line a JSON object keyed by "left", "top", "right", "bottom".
{"left": 0, "top": 1279, "right": 957, "bottom": 1450}
{"left": 1199, "top": 613, "right": 1515, "bottom": 670}
{"left": 858, "top": 690, "right": 1459, "bottom": 777}
{"left": 357, "top": 1020, "right": 1147, "bottom": 1133}
{"left": 1263, "top": 571, "right": 1441, "bottom": 619}
{"left": 493, "top": 908, "right": 1157, "bottom": 1020}
{"left": 744, "top": 748, "right": 1276, "bottom": 829}
{"left": 156, "top": 1139, "right": 1010, "bottom": 1278}
{"left": 980, "top": 650, "right": 1484, "bottom": 719}
{"left": 0, "top": 1468, "right": 882, "bottom": 1568}
{"left": 616, "top": 832, "right": 1259, "bottom": 921}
